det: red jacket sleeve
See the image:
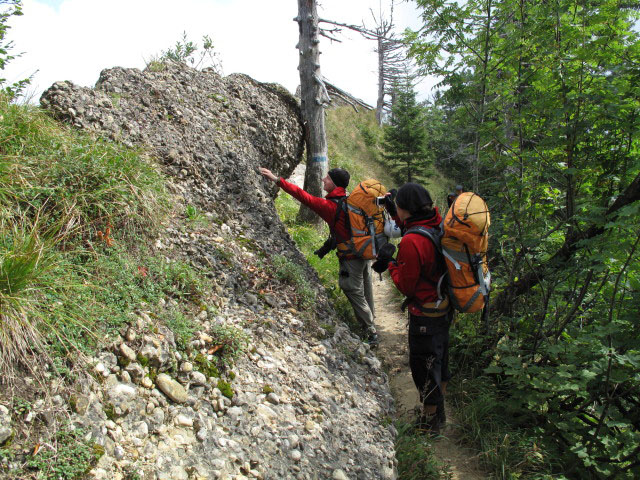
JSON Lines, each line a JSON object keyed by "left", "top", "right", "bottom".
{"left": 278, "top": 178, "right": 337, "bottom": 225}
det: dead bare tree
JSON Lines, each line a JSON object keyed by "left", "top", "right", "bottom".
{"left": 295, "top": 0, "right": 331, "bottom": 224}
{"left": 319, "top": 0, "right": 413, "bottom": 125}
{"left": 293, "top": 1, "right": 412, "bottom": 223}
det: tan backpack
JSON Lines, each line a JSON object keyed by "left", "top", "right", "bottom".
{"left": 335, "top": 179, "right": 389, "bottom": 260}
{"left": 441, "top": 192, "right": 491, "bottom": 313}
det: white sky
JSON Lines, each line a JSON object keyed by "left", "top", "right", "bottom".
{"left": 3, "top": 0, "right": 438, "bottom": 106}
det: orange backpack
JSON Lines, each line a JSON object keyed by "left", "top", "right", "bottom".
{"left": 335, "top": 179, "right": 389, "bottom": 260}
{"left": 406, "top": 191, "right": 491, "bottom": 316}
{"left": 441, "top": 192, "right": 491, "bottom": 313}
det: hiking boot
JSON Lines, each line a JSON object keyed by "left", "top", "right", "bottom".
{"left": 366, "top": 333, "right": 379, "bottom": 348}
{"left": 415, "top": 409, "right": 442, "bottom": 437}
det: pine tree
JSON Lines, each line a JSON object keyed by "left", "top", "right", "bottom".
{"left": 382, "top": 80, "right": 428, "bottom": 183}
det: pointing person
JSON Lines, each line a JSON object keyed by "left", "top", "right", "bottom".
{"left": 259, "top": 167, "right": 379, "bottom": 347}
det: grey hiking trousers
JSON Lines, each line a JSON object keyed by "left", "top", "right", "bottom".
{"left": 338, "top": 258, "right": 376, "bottom": 334}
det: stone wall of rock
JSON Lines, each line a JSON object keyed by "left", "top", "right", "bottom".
{"left": 33, "top": 62, "right": 398, "bottom": 480}
{"left": 41, "top": 63, "right": 301, "bottom": 236}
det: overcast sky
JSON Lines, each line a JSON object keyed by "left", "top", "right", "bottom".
{"left": 3, "top": 0, "right": 438, "bottom": 106}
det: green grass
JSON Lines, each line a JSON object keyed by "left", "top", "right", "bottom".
{"left": 448, "top": 374, "right": 554, "bottom": 479}
{"left": 24, "top": 426, "right": 104, "bottom": 480}
{"left": 0, "top": 95, "right": 177, "bottom": 374}
{"left": 395, "top": 421, "right": 452, "bottom": 479}
{"left": 271, "top": 254, "right": 317, "bottom": 311}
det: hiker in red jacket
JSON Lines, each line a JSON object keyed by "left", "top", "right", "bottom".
{"left": 373, "top": 183, "right": 451, "bottom": 434}
{"left": 259, "top": 166, "right": 379, "bottom": 347}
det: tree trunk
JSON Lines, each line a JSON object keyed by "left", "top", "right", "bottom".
{"left": 376, "top": 36, "right": 385, "bottom": 126}
{"left": 296, "top": 0, "right": 329, "bottom": 224}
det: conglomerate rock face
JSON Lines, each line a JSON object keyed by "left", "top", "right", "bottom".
{"left": 41, "top": 62, "right": 302, "bottom": 243}
{"left": 37, "top": 63, "right": 398, "bottom": 480}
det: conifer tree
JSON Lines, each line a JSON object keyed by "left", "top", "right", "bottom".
{"left": 382, "top": 80, "right": 427, "bottom": 183}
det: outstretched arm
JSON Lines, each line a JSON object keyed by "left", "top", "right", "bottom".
{"left": 259, "top": 167, "right": 278, "bottom": 182}
{"left": 259, "top": 167, "right": 337, "bottom": 225}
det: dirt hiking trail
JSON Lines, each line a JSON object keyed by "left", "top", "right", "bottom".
{"left": 373, "top": 276, "right": 486, "bottom": 480}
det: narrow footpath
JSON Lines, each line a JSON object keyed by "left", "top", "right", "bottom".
{"left": 373, "top": 276, "right": 486, "bottom": 480}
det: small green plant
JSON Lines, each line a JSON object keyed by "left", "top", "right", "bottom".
{"left": 271, "top": 255, "right": 316, "bottom": 310}
{"left": 193, "top": 352, "right": 220, "bottom": 378}
{"left": 165, "top": 311, "right": 197, "bottom": 351}
{"left": 146, "top": 60, "right": 166, "bottom": 72}
{"left": 395, "top": 421, "right": 451, "bottom": 480}
{"left": 26, "top": 426, "right": 103, "bottom": 480}
{"left": 11, "top": 397, "right": 31, "bottom": 417}
{"left": 149, "top": 32, "right": 222, "bottom": 72}
{"left": 103, "top": 403, "right": 116, "bottom": 421}
{"left": 184, "top": 204, "right": 208, "bottom": 226}
{"left": 209, "top": 323, "right": 249, "bottom": 367}
{"left": 136, "top": 353, "right": 150, "bottom": 368}
{"left": 123, "top": 465, "right": 142, "bottom": 480}
{"left": 217, "top": 379, "right": 234, "bottom": 399}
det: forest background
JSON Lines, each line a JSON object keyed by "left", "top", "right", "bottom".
{"left": 381, "top": 0, "right": 639, "bottom": 478}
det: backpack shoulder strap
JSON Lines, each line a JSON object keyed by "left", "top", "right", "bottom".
{"left": 404, "top": 225, "right": 446, "bottom": 285}
{"left": 405, "top": 225, "right": 442, "bottom": 251}
{"left": 331, "top": 196, "right": 350, "bottom": 241}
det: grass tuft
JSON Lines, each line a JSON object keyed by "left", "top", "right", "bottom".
{"left": 395, "top": 421, "right": 451, "bottom": 479}
{"left": 0, "top": 95, "right": 170, "bottom": 375}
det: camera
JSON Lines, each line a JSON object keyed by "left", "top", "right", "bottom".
{"left": 375, "top": 196, "right": 387, "bottom": 206}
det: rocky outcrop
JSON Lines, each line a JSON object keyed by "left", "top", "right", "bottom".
{"left": 36, "top": 62, "right": 398, "bottom": 480}
{"left": 41, "top": 63, "right": 302, "bottom": 248}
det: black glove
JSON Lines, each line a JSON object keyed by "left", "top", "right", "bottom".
{"left": 372, "top": 243, "right": 396, "bottom": 273}
{"left": 314, "top": 236, "right": 335, "bottom": 259}
{"left": 384, "top": 189, "right": 398, "bottom": 217}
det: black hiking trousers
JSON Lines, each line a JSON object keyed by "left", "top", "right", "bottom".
{"left": 408, "top": 312, "right": 452, "bottom": 406}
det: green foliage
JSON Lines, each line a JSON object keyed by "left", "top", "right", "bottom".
{"left": 0, "top": 98, "right": 168, "bottom": 236}
{"left": 217, "top": 379, "right": 234, "bottom": 399}
{"left": 209, "top": 323, "right": 249, "bottom": 367}
{"left": 194, "top": 352, "right": 220, "bottom": 378}
{"left": 408, "top": 0, "right": 640, "bottom": 477}
{"left": 185, "top": 204, "right": 209, "bottom": 226}
{"left": 0, "top": 1, "right": 30, "bottom": 98}
{"left": 11, "top": 396, "right": 31, "bottom": 416}
{"left": 150, "top": 31, "right": 222, "bottom": 73}
{"left": 164, "top": 311, "right": 197, "bottom": 352}
{"left": 25, "top": 426, "right": 103, "bottom": 480}
{"left": 395, "top": 421, "right": 451, "bottom": 479}
{"left": 0, "top": 215, "right": 70, "bottom": 369}
{"left": 0, "top": 96, "right": 199, "bottom": 373}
